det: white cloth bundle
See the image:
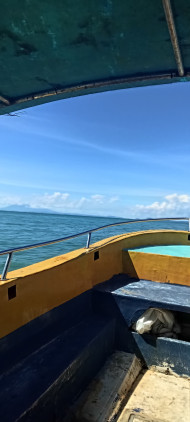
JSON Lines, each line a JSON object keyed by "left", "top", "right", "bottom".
{"left": 133, "top": 308, "right": 181, "bottom": 338}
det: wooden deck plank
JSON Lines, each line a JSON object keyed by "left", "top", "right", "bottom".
{"left": 118, "top": 369, "right": 190, "bottom": 422}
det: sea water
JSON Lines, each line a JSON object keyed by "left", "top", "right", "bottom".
{"left": 0, "top": 210, "right": 188, "bottom": 272}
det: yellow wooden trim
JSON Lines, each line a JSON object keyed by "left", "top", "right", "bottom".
{"left": 123, "top": 250, "right": 190, "bottom": 286}
{"left": 0, "top": 230, "right": 189, "bottom": 338}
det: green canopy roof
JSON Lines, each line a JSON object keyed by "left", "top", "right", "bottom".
{"left": 0, "top": 0, "right": 190, "bottom": 114}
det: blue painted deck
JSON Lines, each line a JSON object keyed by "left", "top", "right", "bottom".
{"left": 111, "top": 279, "right": 190, "bottom": 327}
{"left": 95, "top": 276, "right": 190, "bottom": 322}
{"left": 113, "top": 279, "right": 190, "bottom": 310}
{"left": 128, "top": 244, "right": 190, "bottom": 257}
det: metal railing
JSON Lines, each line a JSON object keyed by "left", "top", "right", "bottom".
{"left": 0, "top": 217, "right": 189, "bottom": 281}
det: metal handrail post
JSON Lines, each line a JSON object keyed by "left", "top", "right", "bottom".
{"left": 1, "top": 252, "right": 13, "bottom": 281}
{"left": 86, "top": 232, "right": 91, "bottom": 249}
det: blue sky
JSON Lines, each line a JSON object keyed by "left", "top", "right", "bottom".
{"left": 1, "top": 81, "right": 190, "bottom": 217}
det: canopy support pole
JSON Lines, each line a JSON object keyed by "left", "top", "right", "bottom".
{"left": 162, "top": 0, "right": 184, "bottom": 77}
{"left": 0, "top": 95, "right": 10, "bottom": 105}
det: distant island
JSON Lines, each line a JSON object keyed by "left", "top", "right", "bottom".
{"left": 0, "top": 205, "right": 124, "bottom": 219}
{"left": 1, "top": 204, "right": 59, "bottom": 214}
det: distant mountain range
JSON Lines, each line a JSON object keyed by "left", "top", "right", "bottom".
{"left": 1, "top": 204, "right": 59, "bottom": 214}
{"left": 0, "top": 205, "right": 126, "bottom": 219}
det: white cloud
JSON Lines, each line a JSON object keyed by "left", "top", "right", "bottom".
{"left": 0, "top": 192, "right": 119, "bottom": 216}
{"left": 109, "top": 196, "right": 119, "bottom": 203}
{"left": 165, "top": 193, "right": 189, "bottom": 203}
{"left": 91, "top": 194, "right": 104, "bottom": 204}
{"left": 30, "top": 192, "right": 70, "bottom": 209}
{"left": 134, "top": 193, "right": 190, "bottom": 217}
{"left": 1, "top": 191, "right": 189, "bottom": 219}
{"left": 29, "top": 192, "right": 90, "bottom": 212}
{"left": 1, "top": 114, "right": 176, "bottom": 168}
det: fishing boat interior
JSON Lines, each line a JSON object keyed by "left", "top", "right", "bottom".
{"left": 0, "top": 1, "right": 190, "bottom": 421}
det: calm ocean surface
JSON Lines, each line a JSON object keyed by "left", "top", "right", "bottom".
{"left": 0, "top": 210, "right": 188, "bottom": 273}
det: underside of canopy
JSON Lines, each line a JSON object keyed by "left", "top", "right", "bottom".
{"left": 0, "top": 0, "right": 190, "bottom": 114}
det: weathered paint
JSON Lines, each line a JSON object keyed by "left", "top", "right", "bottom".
{"left": 0, "top": 233, "right": 123, "bottom": 338}
{"left": 0, "top": 230, "right": 189, "bottom": 339}
{"left": 133, "top": 333, "right": 190, "bottom": 377}
{"left": 0, "top": 316, "right": 115, "bottom": 422}
{"left": 74, "top": 351, "right": 142, "bottom": 422}
{"left": 93, "top": 275, "right": 190, "bottom": 367}
{"left": 112, "top": 279, "right": 190, "bottom": 325}
{"left": 1, "top": 1, "right": 190, "bottom": 114}
{"left": 0, "top": 290, "right": 92, "bottom": 374}
{"left": 123, "top": 249, "right": 190, "bottom": 286}
{"left": 1, "top": 263, "right": 190, "bottom": 421}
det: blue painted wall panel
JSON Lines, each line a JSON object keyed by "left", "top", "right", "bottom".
{"left": 133, "top": 333, "right": 190, "bottom": 376}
